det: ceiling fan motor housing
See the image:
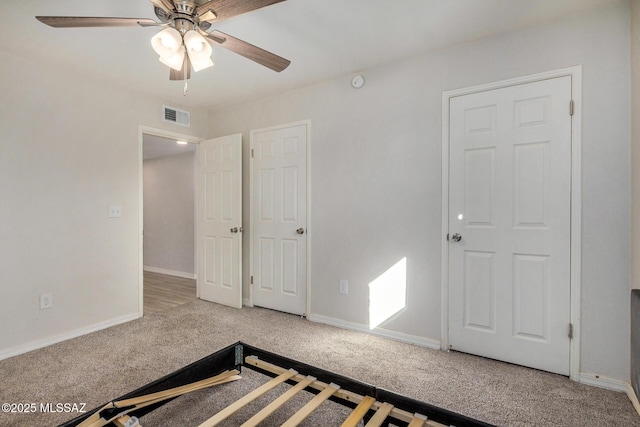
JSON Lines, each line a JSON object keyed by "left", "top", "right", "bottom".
{"left": 174, "top": 16, "right": 196, "bottom": 33}
{"left": 174, "top": 1, "right": 197, "bottom": 15}
{"left": 154, "top": 7, "right": 172, "bottom": 23}
{"left": 155, "top": 1, "right": 206, "bottom": 34}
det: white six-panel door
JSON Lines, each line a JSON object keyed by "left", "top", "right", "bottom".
{"left": 251, "top": 123, "right": 308, "bottom": 316}
{"left": 448, "top": 77, "right": 572, "bottom": 375}
{"left": 196, "top": 134, "right": 242, "bottom": 309}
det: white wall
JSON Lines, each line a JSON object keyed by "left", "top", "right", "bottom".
{"left": 0, "top": 52, "right": 208, "bottom": 358}
{"left": 143, "top": 152, "right": 195, "bottom": 275}
{"left": 630, "top": 0, "right": 640, "bottom": 403}
{"left": 631, "top": 0, "right": 640, "bottom": 292}
{"left": 208, "top": 3, "right": 631, "bottom": 381}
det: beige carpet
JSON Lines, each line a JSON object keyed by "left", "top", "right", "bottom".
{"left": 0, "top": 300, "right": 638, "bottom": 427}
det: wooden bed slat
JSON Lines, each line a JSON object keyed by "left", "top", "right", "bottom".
{"left": 281, "top": 383, "right": 341, "bottom": 427}
{"left": 365, "top": 402, "right": 394, "bottom": 427}
{"left": 113, "top": 415, "right": 134, "bottom": 427}
{"left": 244, "top": 356, "right": 366, "bottom": 407}
{"left": 245, "top": 356, "right": 448, "bottom": 427}
{"left": 240, "top": 375, "right": 317, "bottom": 427}
{"left": 78, "top": 371, "right": 241, "bottom": 427}
{"left": 408, "top": 413, "right": 428, "bottom": 427}
{"left": 116, "top": 370, "right": 241, "bottom": 407}
{"left": 340, "top": 395, "right": 376, "bottom": 427}
{"left": 198, "top": 369, "right": 297, "bottom": 427}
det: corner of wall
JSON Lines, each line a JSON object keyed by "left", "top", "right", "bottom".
{"left": 628, "top": 383, "right": 640, "bottom": 417}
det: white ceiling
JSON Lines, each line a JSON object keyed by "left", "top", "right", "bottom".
{"left": 1, "top": 0, "right": 622, "bottom": 112}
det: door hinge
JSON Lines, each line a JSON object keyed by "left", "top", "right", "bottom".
{"left": 569, "top": 100, "right": 574, "bottom": 116}
{"left": 251, "top": 149, "right": 254, "bottom": 158}
{"left": 250, "top": 275, "right": 253, "bottom": 285}
{"left": 446, "top": 233, "right": 449, "bottom": 241}
{"left": 568, "top": 323, "right": 573, "bottom": 339}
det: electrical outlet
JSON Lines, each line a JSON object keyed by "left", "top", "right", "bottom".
{"left": 108, "top": 205, "right": 123, "bottom": 218}
{"left": 339, "top": 280, "right": 348, "bottom": 295}
{"left": 40, "top": 293, "right": 53, "bottom": 310}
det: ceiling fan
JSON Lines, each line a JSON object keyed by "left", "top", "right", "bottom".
{"left": 36, "top": 0, "right": 291, "bottom": 82}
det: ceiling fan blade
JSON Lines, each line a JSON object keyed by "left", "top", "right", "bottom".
{"left": 206, "top": 30, "right": 290, "bottom": 72}
{"left": 149, "top": 0, "right": 175, "bottom": 13}
{"left": 195, "top": 0, "right": 286, "bottom": 23}
{"left": 36, "top": 16, "right": 158, "bottom": 28}
{"left": 198, "top": 10, "right": 218, "bottom": 23}
{"left": 137, "top": 21, "right": 168, "bottom": 28}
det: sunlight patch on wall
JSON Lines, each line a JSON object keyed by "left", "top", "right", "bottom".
{"left": 368, "top": 257, "right": 407, "bottom": 330}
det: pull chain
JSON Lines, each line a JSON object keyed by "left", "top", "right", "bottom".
{"left": 183, "top": 58, "right": 188, "bottom": 96}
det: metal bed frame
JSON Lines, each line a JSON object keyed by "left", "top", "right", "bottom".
{"left": 59, "top": 341, "right": 494, "bottom": 427}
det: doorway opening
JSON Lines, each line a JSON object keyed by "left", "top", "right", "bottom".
{"left": 138, "top": 127, "right": 202, "bottom": 316}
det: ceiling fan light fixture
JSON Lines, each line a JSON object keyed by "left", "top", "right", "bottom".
{"left": 151, "top": 27, "right": 183, "bottom": 58}
{"left": 159, "top": 45, "right": 186, "bottom": 71}
{"left": 184, "top": 30, "right": 213, "bottom": 72}
{"left": 190, "top": 55, "right": 214, "bottom": 72}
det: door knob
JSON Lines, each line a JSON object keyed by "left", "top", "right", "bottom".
{"left": 230, "top": 227, "right": 238, "bottom": 233}
{"left": 296, "top": 228, "right": 305, "bottom": 235}
{"left": 450, "top": 233, "right": 462, "bottom": 242}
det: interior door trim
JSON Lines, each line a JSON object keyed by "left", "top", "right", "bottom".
{"left": 137, "top": 125, "right": 203, "bottom": 317}
{"left": 440, "top": 66, "right": 582, "bottom": 381}
{"left": 248, "top": 119, "right": 312, "bottom": 315}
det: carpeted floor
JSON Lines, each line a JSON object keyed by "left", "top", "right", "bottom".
{"left": 0, "top": 300, "right": 638, "bottom": 426}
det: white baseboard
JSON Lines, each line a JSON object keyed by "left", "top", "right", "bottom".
{"left": 242, "top": 298, "right": 253, "bottom": 307}
{"left": 0, "top": 313, "right": 139, "bottom": 361}
{"left": 579, "top": 373, "right": 628, "bottom": 393}
{"left": 143, "top": 266, "right": 196, "bottom": 280}
{"left": 307, "top": 313, "right": 441, "bottom": 350}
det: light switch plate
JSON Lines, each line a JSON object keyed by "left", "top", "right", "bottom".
{"left": 339, "top": 280, "right": 348, "bottom": 295}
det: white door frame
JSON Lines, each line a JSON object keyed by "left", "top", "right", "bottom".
{"left": 440, "top": 66, "right": 582, "bottom": 381}
{"left": 248, "top": 119, "right": 312, "bottom": 315}
{"left": 138, "top": 125, "right": 203, "bottom": 317}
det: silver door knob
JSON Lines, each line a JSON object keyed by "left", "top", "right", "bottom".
{"left": 296, "top": 228, "right": 305, "bottom": 235}
{"left": 230, "top": 227, "right": 238, "bottom": 233}
{"left": 451, "top": 233, "right": 462, "bottom": 242}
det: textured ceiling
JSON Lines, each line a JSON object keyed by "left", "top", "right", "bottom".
{"left": 1, "top": 0, "right": 622, "bottom": 112}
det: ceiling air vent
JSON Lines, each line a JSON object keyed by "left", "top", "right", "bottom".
{"left": 163, "top": 105, "right": 190, "bottom": 127}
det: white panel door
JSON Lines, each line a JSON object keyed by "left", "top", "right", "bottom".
{"left": 197, "top": 134, "right": 242, "bottom": 308}
{"left": 251, "top": 123, "right": 307, "bottom": 315}
{"left": 448, "top": 77, "right": 572, "bottom": 375}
